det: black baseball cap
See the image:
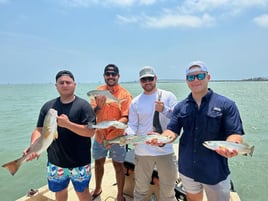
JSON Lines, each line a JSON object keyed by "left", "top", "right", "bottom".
{"left": 55, "top": 70, "right": 75, "bottom": 81}
{"left": 104, "top": 64, "right": 119, "bottom": 74}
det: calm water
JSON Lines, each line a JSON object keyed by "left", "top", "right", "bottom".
{"left": 0, "top": 82, "right": 267, "bottom": 201}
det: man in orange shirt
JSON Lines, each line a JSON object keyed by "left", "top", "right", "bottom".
{"left": 90, "top": 64, "right": 132, "bottom": 201}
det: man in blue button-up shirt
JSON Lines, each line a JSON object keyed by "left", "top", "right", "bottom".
{"left": 154, "top": 61, "right": 244, "bottom": 201}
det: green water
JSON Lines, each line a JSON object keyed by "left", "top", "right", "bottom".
{"left": 0, "top": 81, "right": 267, "bottom": 201}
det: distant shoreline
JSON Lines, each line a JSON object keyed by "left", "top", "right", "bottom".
{"left": 121, "top": 78, "right": 268, "bottom": 84}
{"left": 1, "top": 77, "right": 267, "bottom": 85}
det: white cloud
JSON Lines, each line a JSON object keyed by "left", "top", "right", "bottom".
{"left": 253, "top": 14, "right": 268, "bottom": 28}
{"left": 179, "top": 0, "right": 268, "bottom": 16}
{"left": 139, "top": 0, "right": 156, "bottom": 5}
{"left": 105, "top": 0, "right": 135, "bottom": 6}
{"left": 144, "top": 13, "right": 215, "bottom": 28}
{"left": 65, "top": 0, "right": 157, "bottom": 7}
{"left": 117, "top": 13, "right": 215, "bottom": 28}
{"left": 65, "top": 0, "right": 268, "bottom": 29}
{"left": 65, "top": 0, "right": 96, "bottom": 7}
{"left": 108, "top": 0, "right": 157, "bottom": 6}
{"left": 116, "top": 15, "right": 140, "bottom": 23}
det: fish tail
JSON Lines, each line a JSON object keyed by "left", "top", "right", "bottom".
{"left": 119, "top": 98, "right": 127, "bottom": 103}
{"left": 54, "top": 131, "right": 59, "bottom": 140}
{"left": 117, "top": 98, "right": 127, "bottom": 110}
{"left": 88, "top": 122, "right": 95, "bottom": 129}
{"left": 116, "top": 101, "right": 122, "bottom": 111}
{"left": 103, "top": 140, "right": 109, "bottom": 147}
{"left": 119, "top": 137, "right": 126, "bottom": 146}
{"left": 2, "top": 158, "right": 22, "bottom": 176}
{"left": 249, "top": 145, "right": 255, "bottom": 157}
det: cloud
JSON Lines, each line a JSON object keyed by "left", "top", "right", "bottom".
{"left": 108, "top": 0, "right": 157, "bottom": 6}
{"left": 178, "top": 0, "right": 268, "bottom": 17}
{"left": 115, "top": 0, "right": 268, "bottom": 28}
{"left": 64, "top": 0, "right": 96, "bottom": 7}
{"left": 64, "top": 0, "right": 268, "bottom": 29}
{"left": 116, "top": 15, "right": 140, "bottom": 23}
{"left": 65, "top": 0, "right": 157, "bottom": 7}
{"left": 253, "top": 14, "right": 268, "bottom": 28}
{"left": 117, "top": 7, "right": 215, "bottom": 29}
{"left": 144, "top": 13, "right": 215, "bottom": 28}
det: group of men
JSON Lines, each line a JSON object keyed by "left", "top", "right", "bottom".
{"left": 24, "top": 61, "right": 245, "bottom": 201}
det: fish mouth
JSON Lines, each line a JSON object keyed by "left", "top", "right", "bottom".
{"left": 202, "top": 141, "right": 210, "bottom": 148}
{"left": 202, "top": 141, "right": 208, "bottom": 146}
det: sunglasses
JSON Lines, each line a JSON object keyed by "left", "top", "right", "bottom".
{"left": 140, "top": 77, "right": 155, "bottom": 83}
{"left": 58, "top": 81, "right": 73, "bottom": 85}
{"left": 186, "top": 73, "right": 206, "bottom": 82}
{"left": 105, "top": 72, "right": 118, "bottom": 77}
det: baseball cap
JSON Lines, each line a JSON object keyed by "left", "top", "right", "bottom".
{"left": 55, "top": 70, "right": 75, "bottom": 81}
{"left": 104, "top": 64, "right": 119, "bottom": 74}
{"left": 139, "top": 66, "right": 156, "bottom": 79}
{"left": 186, "top": 61, "right": 208, "bottom": 75}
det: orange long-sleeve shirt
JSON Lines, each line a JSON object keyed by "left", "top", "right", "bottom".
{"left": 91, "top": 84, "right": 132, "bottom": 141}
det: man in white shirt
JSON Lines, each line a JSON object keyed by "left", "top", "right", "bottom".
{"left": 126, "top": 66, "right": 178, "bottom": 201}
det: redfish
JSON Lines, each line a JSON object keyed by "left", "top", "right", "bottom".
{"left": 2, "top": 108, "right": 58, "bottom": 175}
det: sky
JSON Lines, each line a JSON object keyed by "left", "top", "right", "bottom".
{"left": 0, "top": 0, "right": 268, "bottom": 84}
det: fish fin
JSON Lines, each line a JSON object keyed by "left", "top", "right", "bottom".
{"left": 2, "top": 157, "right": 22, "bottom": 176}
{"left": 54, "top": 131, "right": 58, "bottom": 139}
{"left": 44, "top": 129, "right": 51, "bottom": 139}
{"left": 119, "top": 98, "right": 127, "bottom": 103}
{"left": 241, "top": 142, "right": 250, "bottom": 146}
{"left": 103, "top": 140, "right": 109, "bottom": 147}
{"left": 249, "top": 145, "right": 254, "bottom": 157}
{"left": 88, "top": 122, "right": 95, "bottom": 129}
{"left": 117, "top": 98, "right": 127, "bottom": 111}
{"left": 119, "top": 137, "right": 126, "bottom": 146}
{"left": 88, "top": 95, "right": 95, "bottom": 101}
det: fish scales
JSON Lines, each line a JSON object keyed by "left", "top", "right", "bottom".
{"left": 203, "top": 140, "right": 254, "bottom": 157}
{"left": 86, "top": 90, "right": 127, "bottom": 110}
{"left": 88, "top": 120, "right": 128, "bottom": 129}
{"left": 87, "top": 90, "right": 122, "bottom": 104}
{"left": 104, "top": 134, "right": 172, "bottom": 146}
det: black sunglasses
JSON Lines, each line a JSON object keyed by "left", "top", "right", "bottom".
{"left": 140, "top": 77, "right": 154, "bottom": 83}
{"left": 105, "top": 72, "right": 118, "bottom": 77}
{"left": 186, "top": 73, "right": 206, "bottom": 82}
{"left": 58, "top": 80, "right": 73, "bottom": 85}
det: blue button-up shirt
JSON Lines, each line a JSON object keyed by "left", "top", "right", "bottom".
{"left": 167, "top": 89, "right": 244, "bottom": 185}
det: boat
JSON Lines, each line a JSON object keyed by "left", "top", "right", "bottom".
{"left": 16, "top": 145, "right": 241, "bottom": 201}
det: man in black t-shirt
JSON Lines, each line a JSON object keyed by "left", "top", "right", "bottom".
{"left": 24, "top": 70, "right": 96, "bottom": 201}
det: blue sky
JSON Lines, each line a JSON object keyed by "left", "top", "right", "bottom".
{"left": 0, "top": 0, "right": 268, "bottom": 84}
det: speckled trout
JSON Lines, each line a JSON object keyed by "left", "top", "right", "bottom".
{"left": 2, "top": 108, "right": 58, "bottom": 175}
{"left": 104, "top": 134, "right": 172, "bottom": 146}
{"left": 87, "top": 90, "right": 126, "bottom": 105}
{"left": 88, "top": 120, "right": 128, "bottom": 129}
{"left": 203, "top": 141, "right": 255, "bottom": 157}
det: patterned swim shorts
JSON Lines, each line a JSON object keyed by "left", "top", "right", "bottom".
{"left": 47, "top": 162, "right": 92, "bottom": 192}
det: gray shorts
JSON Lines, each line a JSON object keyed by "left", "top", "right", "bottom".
{"left": 92, "top": 140, "right": 126, "bottom": 162}
{"left": 179, "top": 173, "right": 231, "bottom": 201}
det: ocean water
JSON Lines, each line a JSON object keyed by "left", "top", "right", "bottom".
{"left": 0, "top": 81, "right": 267, "bottom": 201}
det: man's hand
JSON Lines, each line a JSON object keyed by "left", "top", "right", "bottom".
{"left": 216, "top": 147, "right": 238, "bottom": 158}
{"left": 23, "top": 147, "right": 39, "bottom": 161}
{"left": 95, "top": 95, "right": 106, "bottom": 109}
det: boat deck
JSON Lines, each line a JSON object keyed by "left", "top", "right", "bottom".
{"left": 16, "top": 145, "right": 241, "bottom": 201}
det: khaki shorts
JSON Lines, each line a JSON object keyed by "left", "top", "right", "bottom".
{"left": 179, "top": 173, "right": 231, "bottom": 201}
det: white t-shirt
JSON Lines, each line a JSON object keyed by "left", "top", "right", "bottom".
{"left": 126, "top": 89, "right": 177, "bottom": 156}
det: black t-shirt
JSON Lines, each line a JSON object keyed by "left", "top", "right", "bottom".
{"left": 37, "top": 96, "right": 95, "bottom": 168}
